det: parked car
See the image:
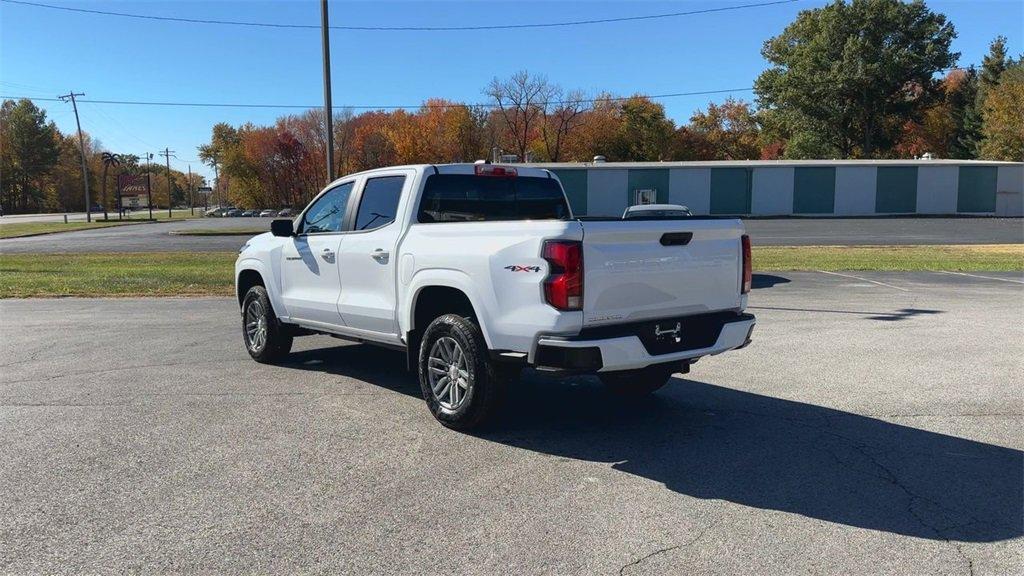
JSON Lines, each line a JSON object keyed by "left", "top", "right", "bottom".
{"left": 235, "top": 164, "right": 754, "bottom": 429}
{"left": 242, "top": 210, "right": 258, "bottom": 217}
{"left": 259, "top": 209, "right": 277, "bottom": 217}
{"left": 225, "top": 208, "right": 243, "bottom": 217}
{"left": 204, "top": 207, "right": 226, "bottom": 217}
{"left": 277, "top": 208, "right": 293, "bottom": 217}
{"left": 623, "top": 203, "right": 693, "bottom": 219}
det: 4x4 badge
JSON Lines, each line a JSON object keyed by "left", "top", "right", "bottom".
{"left": 504, "top": 265, "right": 541, "bottom": 273}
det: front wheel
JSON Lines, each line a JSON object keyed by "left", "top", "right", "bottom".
{"left": 241, "top": 285, "right": 293, "bottom": 363}
{"left": 599, "top": 365, "right": 676, "bottom": 397}
{"left": 418, "top": 314, "right": 508, "bottom": 430}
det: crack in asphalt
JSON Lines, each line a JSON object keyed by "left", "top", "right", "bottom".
{"left": 618, "top": 521, "right": 719, "bottom": 576}
{"left": 717, "top": 406, "right": 995, "bottom": 575}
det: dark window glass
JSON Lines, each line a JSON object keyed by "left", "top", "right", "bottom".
{"left": 355, "top": 176, "right": 405, "bottom": 231}
{"left": 300, "top": 181, "right": 354, "bottom": 234}
{"left": 418, "top": 175, "right": 570, "bottom": 223}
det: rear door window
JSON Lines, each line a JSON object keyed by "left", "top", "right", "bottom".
{"left": 418, "top": 174, "right": 569, "bottom": 223}
{"left": 354, "top": 176, "right": 405, "bottom": 231}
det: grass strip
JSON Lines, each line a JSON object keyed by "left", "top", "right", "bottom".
{"left": 754, "top": 244, "right": 1024, "bottom": 272}
{"left": 0, "top": 252, "right": 237, "bottom": 298}
{"left": 0, "top": 220, "right": 146, "bottom": 239}
{"left": 0, "top": 245, "right": 1020, "bottom": 298}
{"left": 172, "top": 228, "right": 267, "bottom": 236}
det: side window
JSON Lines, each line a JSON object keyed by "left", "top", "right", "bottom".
{"left": 354, "top": 175, "right": 405, "bottom": 231}
{"left": 300, "top": 181, "right": 354, "bottom": 234}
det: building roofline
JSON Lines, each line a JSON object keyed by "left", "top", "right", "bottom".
{"left": 524, "top": 159, "right": 1023, "bottom": 169}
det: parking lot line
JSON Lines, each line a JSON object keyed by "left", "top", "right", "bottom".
{"left": 816, "top": 270, "right": 911, "bottom": 292}
{"left": 935, "top": 271, "right": 1024, "bottom": 284}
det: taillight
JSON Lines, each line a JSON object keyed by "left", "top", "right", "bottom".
{"left": 741, "top": 234, "right": 752, "bottom": 294}
{"left": 474, "top": 164, "right": 517, "bottom": 178}
{"left": 543, "top": 240, "right": 583, "bottom": 311}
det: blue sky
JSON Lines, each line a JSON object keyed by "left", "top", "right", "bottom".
{"left": 2, "top": 0, "right": 1021, "bottom": 180}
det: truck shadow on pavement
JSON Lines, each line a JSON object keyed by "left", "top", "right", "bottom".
{"left": 283, "top": 343, "right": 1022, "bottom": 543}
{"left": 479, "top": 373, "right": 1023, "bottom": 544}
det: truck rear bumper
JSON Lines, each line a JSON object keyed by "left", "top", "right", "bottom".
{"left": 532, "top": 312, "right": 755, "bottom": 373}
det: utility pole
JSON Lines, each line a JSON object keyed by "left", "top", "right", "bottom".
{"left": 143, "top": 152, "right": 153, "bottom": 220}
{"left": 188, "top": 164, "right": 194, "bottom": 215}
{"left": 58, "top": 92, "right": 91, "bottom": 222}
{"left": 159, "top": 148, "right": 175, "bottom": 218}
{"left": 213, "top": 158, "right": 221, "bottom": 208}
{"left": 321, "top": 0, "right": 335, "bottom": 183}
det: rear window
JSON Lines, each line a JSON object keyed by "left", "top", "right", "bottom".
{"left": 418, "top": 174, "right": 570, "bottom": 223}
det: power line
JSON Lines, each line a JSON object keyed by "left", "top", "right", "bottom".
{"left": 2, "top": 0, "right": 799, "bottom": 31}
{"left": 0, "top": 88, "right": 756, "bottom": 111}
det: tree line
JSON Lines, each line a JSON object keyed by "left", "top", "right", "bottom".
{"left": 3, "top": 0, "right": 1021, "bottom": 214}
{"left": 0, "top": 100, "right": 206, "bottom": 215}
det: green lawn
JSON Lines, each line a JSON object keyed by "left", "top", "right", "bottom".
{"left": 0, "top": 211, "right": 202, "bottom": 239}
{"left": 0, "top": 252, "right": 237, "bottom": 298}
{"left": 0, "top": 220, "right": 146, "bottom": 239}
{"left": 754, "top": 244, "right": 1024, "bottom": 272}
{"left": 0, "top": 245, "right": 1020, "bottom": 298}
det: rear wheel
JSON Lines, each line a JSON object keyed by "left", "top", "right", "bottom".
{"left": 242, "top": 285, "right": 293, "bottom": 363}
{"left": 599, "top": 365, "right": 676, "bottom": 397}
{"left": 418, "top": 314, "right": 508, "bottom": 430}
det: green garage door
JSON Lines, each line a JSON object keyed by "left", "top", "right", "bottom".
{"left": 627, "top": 169, "right": 670, "bottom": 205}
{"left": 957, "top": 166, "right": 997, "bottom": 213}
{"left": 793, "top": 167, "right": 836, "bottom": 214}
{"left": 875, "top": 166, "right": 918, "bottom": 213}
{"left": 551, "top": 169, "right": 588, "bottom": 215}
{"left": 710, "top": 168, "right": 751, "bottom": 214}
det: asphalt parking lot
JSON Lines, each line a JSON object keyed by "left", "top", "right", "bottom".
{"left": 0, "top": 217, "right": 1020, "bottom": 253}
{"left": 1, "top": 271, "right": 1021, "bottom": 574}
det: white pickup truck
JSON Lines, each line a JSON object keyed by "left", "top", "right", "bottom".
{"left": 235, "top": 163, "right": 755, "bottom": 429}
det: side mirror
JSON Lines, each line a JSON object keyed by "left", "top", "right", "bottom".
{"left": 271, "top": 218, "right": 294, "bottom": 237}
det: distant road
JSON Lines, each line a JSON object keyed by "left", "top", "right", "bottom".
{"left": 0, "top": 209, "right": 200, "bottom": 224}
{"left": 0, "top": 217, "right": 1020, "bottom": 254}
{"left": 743, "top": 217, "right": 1024, "bottom": 246}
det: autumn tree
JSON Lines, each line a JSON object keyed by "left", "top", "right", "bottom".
{"left": 540, "top": 89, "right": 586, "bottom": 162}
{"left": 610, "top": 96, "right": 675, "bottom": 161}
{"left": 485, "top": 71, "right": 553, "bottom": 161}
{"left": 755, "top": 0, "right": 957, "bottom": 158}
{"left": 979, "top": 62, "right": 1024, "bottom": 160}
{"left": 0, "top": 99, "right": 60, "bottom": 213}
{"left": 685, "top": 98, "right": 762, "bottom": 160}
{"left": 562, "top": 94, "right": 623, "bottom": 161}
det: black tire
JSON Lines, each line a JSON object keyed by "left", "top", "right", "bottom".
{"left": 599, "top": 365, "right": 676, "bottom": 397}
{"left": 241, "top": 285, "right": 293, "bottom": 363}
{"left": 418, "top": 314, "right": 509, "bottom": 430}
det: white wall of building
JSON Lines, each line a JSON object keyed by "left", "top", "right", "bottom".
{"left": 834, "top": 167, "right": 876, "bottom": 215}
{"left": 751, "top": 167, "right": 794, "bottom": 215}
{"left": 996, "top": 165, "right": 1024, "bottom": 217}
{"left": 916, "top": 166, "right": 959, "bottom": 214}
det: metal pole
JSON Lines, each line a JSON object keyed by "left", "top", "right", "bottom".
{"left": 145, "top": 153, "right": 153, "bottom": 220}
{"left": 59, "top": 92, "right": 91, "bottom": 222}
{"left": 188, "top": 164, "right": 194, "bottom": 215}
{"left": 321, "top": 0, "right": 335, "bottom": 183}
{"left": 160, "top": 148, "right": 174, "bottom": 219}
{"left": 213, "top": 161, "right": 220, "bottom": 208}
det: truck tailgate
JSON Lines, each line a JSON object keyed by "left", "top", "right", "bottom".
{"left": 580, "top": 218, "right": 744, "bottom": 326}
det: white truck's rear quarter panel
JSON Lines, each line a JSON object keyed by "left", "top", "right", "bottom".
{"left": 400, "top": 220, "right": 584, "bottom": 352}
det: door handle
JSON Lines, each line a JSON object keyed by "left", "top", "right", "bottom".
{"left": 371, "top": 249, "right": 389, "bottom": 264}
{"left": 321, "top": 247, "right": 335, "bottom": 261}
